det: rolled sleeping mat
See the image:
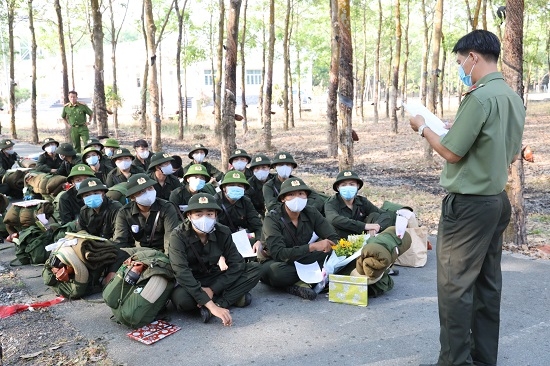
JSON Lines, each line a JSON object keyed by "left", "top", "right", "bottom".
{"left": 46, "top": 175, "right": 68, "bottom": 196}
{"left": 55, "top": 246, "right": 89, "bottom": 284}
{"left": 20, "top": 158, "right": 37, "bottom": 169}
{"left": 140, "top": 275, "right": 169, "bottom": 303}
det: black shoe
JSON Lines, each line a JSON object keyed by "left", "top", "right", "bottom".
{"left": 200, "top": 307, "right": 212, "bottom": 323}
{"left": 234, "top": 292, "right": 252, "bottom": 308}
{"left": 286, "top": 285, "right": 317, "bottom": 300}
{"left": 389, "top": 268, "right": 399, "bottom": 276}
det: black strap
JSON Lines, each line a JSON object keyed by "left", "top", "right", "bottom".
{"left": 280, "top": 216, "right": 302, "bottom": 247}
{"left": 172, "top": 202, "right": 186, "bottom": 222}
{"left": 187, "top": 236, "right": 210, "bottom": 274}
{"left": 148, "top": 211, "right": 161, "bottom": 247}
{"left": 220, "top": 203, "right": 238, "bottom": 232}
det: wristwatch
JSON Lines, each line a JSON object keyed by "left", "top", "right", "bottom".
{"left": 418, "top": 124, "right": 428, "bottom": 137}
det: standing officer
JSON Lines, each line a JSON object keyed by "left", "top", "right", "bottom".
{"left": 61, "top": 91, "right": 93, "bottom": 153}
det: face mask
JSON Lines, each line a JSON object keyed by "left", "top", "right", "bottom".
{"left": 191, "top": 216, "right": 216, "bottom": 234}
{"left": 276, "top": 165, "right": 292, "bottom": 179}
{"left": 45, "top": 145, "right": 56, "bottom": 154}
{"left": 161, "top": 164, "right": 174, "bottom": 175}
{"left": 458, "top": 55, "right": 475, "bottom": 87}
{"left": 105, "top": 148, "right": 114, "bottom": 157}
{"left": 74, "top": 182, "right": 82, "bottom": 190}
{"left": 193, "top": 152, "right": 205, "bottom": 163}
{"left": 188, "top": 177, "right": 206, "bottom": 192}
{"left": 84, "top": 193, "right": 103, "bottom": 209}
{"left": 4, "top": 149, "right": 15, "bottom": 155}
{"left": 253, "top": 169, "right": 270, "bottom": 181}
{"left": 116, "top": 160, "right": 132, "bottom": 171}
{"left": 285, "top": 197, "right": 307, "bottom": 213}
{"left": 135, "top": 189, "right": 156, "bottom": 206}
{"left": 86, "top": 155, "right": 99, "bottom": 166}
{"left": 138, "top": 150, "right": 150, "bottom": 159}
{"left": 59, "top": 155, "right": 66, "bottom": 160}
{"left": 225, "top": 186, "right": 245, "bottom": 201}
{"left": 232, "top": 160, "right": 247, "bottom": 171}
{"left": 339, "top": 186, "right": 358, "bottom": 201}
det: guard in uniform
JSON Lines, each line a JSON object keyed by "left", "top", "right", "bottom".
{"left": 36, "top": 137, "right": 62, "bottom": 174}
{"left": 228, "top": 149, "right": 253, "bottom": 180}
{"left": 147, "top": 152, "right": 182, "bottom": 200}
{"left": 182, "top": 143, "right": 224, "bottom": 183}
{"left": 61, "top": 90, "right": 93, "bottom": 153}
{"left": 245, "top": 154, "right": 274, "bottom": 218}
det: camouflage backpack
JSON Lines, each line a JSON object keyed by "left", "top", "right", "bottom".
{"left": 12, "top": 223, "right": 72, "bottom": 265}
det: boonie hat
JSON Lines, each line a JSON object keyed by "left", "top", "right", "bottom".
{"left": 228, "top": 149, "right": 251, "bottom": 164}
{"left": 184, "top": 164, "right": 210, "bottom": 180}
{"left": 148, "top": 152, "right": 174, "bottom": 170}
{"left": 84, "top": 138, "right": 103, "bottom": 150}
{"left": 249, "top": 154, "right": 271, "bottom": 169}
{"left": 185, "top": 193, "right": 221, "bottom": 213}
{"left": 125, "top": 173, "right": 156, "bottom": 197}
{"left": 333, "top": 170, "right": 364, "bottom": 191}
{"left": 188, "top": 144, "right": 209, "bottom": 159}
{"left": 277, "top": 177, "right": 311, "bottom": 201}
{"left": 111, "top": 148, "right": 135, "bottom": 161}
{"left": 219, "top": 171, "right": 250, "bottom": 188}
{"left": 81, "top": 147, "right": 103, "bottom": 161}
{"left": 77, "top": 177, "right": 108, "bottom": 197}
{"left": 102, "top": 138, "right": 120, "bottom": 148}
{"left": 41, "top": 137, "right": 59, "bottom": 151}
{"left": 67, "top": 164, "right": 96, "bottom": 180}
{"left": 271, "top": 152, "right": 297, "bottom": 168}
{"left": 56, "top": 143, "right": 77, "bottom": 157}
{"left": 0, "top": 139, "right": 14, "bottom": 150}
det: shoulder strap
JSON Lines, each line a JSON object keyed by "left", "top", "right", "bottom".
{"left": 148, "top": 211, "right": 161, "bottom": 247}
{"left": 220, "top": 203, "right": 238, "bottom": 232}
{"left": 186, "top": 235, "right": 210, "bottom": 273}
{"left": 280, "top": 216, "right": 301, "bottom": 247}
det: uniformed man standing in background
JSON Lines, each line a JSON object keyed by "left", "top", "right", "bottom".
{"left": 61, "top": 91, "right": 93, "bottom": 153}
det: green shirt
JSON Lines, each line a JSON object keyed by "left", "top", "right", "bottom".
{"left": 61, "top": 103, "right": 93, "bottom": 126}
{"left": 440, "top": 72, "right": 525, "bottom": 195}
{"left": 214, "top": 192, "right": 263, "bottom": 239}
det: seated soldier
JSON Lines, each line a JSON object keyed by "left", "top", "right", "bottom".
{"left": 36, "top": 137, "right": 62, "bottom": 174}
{"left": 132, "top": 139, "right": 151, "bottom": 171}
{"left": 105, "top": 148, "right": 145, "bottom": 187}
{"left": 147, "top": 152, "right": 182, "bottom": 200}
{"left": 169, "top": 193, "right": 261, "bottom": 325}
{"left": 56, "top": 143, "right": 82, "bottom": 177}
{"left": 84, "top": 138, "right": 114, "bottom": 171}
{"left": 82, "top": 147, "right": 111, "bottom": 184}
{"left": 215, "top": 171, "right": 262, "bottom": 252}
{"left": 228, "top": 149, "right": 253, "bottom": 180}
{"left": 263, "top": 152, "right": 326, "bottom": 213}
{"left": 169, "top": 164, "right": 217, "bottom": 214}
{"left": 245, "top": 154, "right": 275, "bottom": 218}
{"left": 101, "top": 138, "right": 119, "bottom": 159}
{"left": 0, "top": 139, "right": 22, "bottom": 198}
{"left": 261, "top": 177, "right": 338, "bottom": 300}
{"left": 324, "top": 170, "right": 393, "bottom": 238}
{"left": 57, "top": 164, "right": 96, "bottom": 225}
{"left": 112, "top": 173, "right": 179, "bottom": 253}
{"left": 182, "top": 143, "right": 223, "bottom": 183}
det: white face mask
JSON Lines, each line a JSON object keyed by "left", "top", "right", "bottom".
{"left": 188, "top": 177, "right": 206, "bottom": 192}
{"left": 138, "top": 150, "right": 150, "bottom": 159}
{"left": 253, "top": 169, "right": 270, "bottom": 181}
{"left": 135, "top": 189, "right": 156, "bottom": 206}
{"left": 232, "top": 160, "right": 247, "bottom": 171}
{"left": 116, "top": 160, "right": 132, "bottom": 171}
{"left": 191, "top": 216, "right": 216, "bottom": 234}
{"left": 193, "top": 152, "right": 205, "bottom": 163}
{"left": 276, "top": 165, "right": 292, "bottom": 179}
{"left": 160, "top": 164, "right": 174, "bottom": 175}
{"left": 285, "top": 197, "right": 307, "bottom": 212}
{"left": 45, "top": 145, "right": 57, "bottom": 154}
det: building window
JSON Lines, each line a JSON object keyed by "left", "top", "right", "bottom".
{"left": 204, "top": 70, "right": 215, "bottom": 86}
{"left": 246, "top": 70, "right": 262, "bottom": 85}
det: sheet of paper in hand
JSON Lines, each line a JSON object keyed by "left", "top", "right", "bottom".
{"left": 127, "top": 320, "right": 181, "bottom": 345}
{"left": 231, "top": 229, "right": 256, "bottom": 257}
{"left": 403, "top": 102, "right": 448, "bottom": 136}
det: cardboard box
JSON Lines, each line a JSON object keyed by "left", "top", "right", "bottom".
{"left": 328, "top": 274, "right": 369, "bottom": 306}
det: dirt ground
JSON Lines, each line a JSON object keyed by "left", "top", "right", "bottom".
{"left": 0, "top": 98, "right": 548, "bottom": 365}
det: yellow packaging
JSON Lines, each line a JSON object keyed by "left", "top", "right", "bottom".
{"left": 328, "top": 274, "right": 369, "bottom": 307}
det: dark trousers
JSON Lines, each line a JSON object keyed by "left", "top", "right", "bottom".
{"left": 436, "top": 191, "right": 510, "bottom": 366}
{"left": 171, "top": 262, "right": 261, "bottom": 310}
{"left": 260, "top": 251, "right": 328, "bottom": 288}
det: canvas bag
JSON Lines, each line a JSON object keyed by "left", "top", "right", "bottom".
{"left": 394, "top": 226, "right": 428, "bottom": 267}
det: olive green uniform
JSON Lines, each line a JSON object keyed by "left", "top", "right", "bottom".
{"left": 90, "top": 160, "right": 113, "bottom": 184}
{"left": 214, "top": 192, "right": 262, "bottom": 239}
{"left": 435, "top": 72, "right": 525, "bottom": 366}
{"left": 57, "top": 187, "right": 83, "bottom": 225}
{"left": 0, "top": 150, "right": 20, "bottom": 196}
{"left": 182, "top": 161, "right": 223, "bottom": 182}
{"left": 261, "top": 204, "right": 339, "bottom": 288}
{"left": 324, "top": 194, "right": 393, "bottom": 239}
{"left": 168, "top": 184, "right": 217, "bottom": 214}
{"left": 105, "top": 165, "right": 145, "bottom": 187}
{"left": 61, "top": 103, "right": 93, "bottom": 153}
{"left": 132, "top": 156, "right": 151, "bottom": 171}
{"left": 111, "top": 198, "right": 180, "bottom": 253}
{"left": 79, "top": 198, "right": 122, "bottom": 239}
{"left": 35, "top": 153, "right": 62, "bottom": 173}
{"left": 169, "top": 221, "right": 261, "bottom": 310}
{"left": 57, "top": 156, "right": 82, "bottom": 177}
{"left": 147, "top": 171, "right": 183, "bottom": 201}
{"left": 245, "top": 173, "right": 275, "bottom": 218}
{"left": 263, "top": 175, "right": 326, "bottom": 213}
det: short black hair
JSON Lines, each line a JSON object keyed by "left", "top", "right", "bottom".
{"left": 68, "top": 90, "right": 78, "bottom": 96}
{"left": 133, "top": 139, "right": 149, "bottom": 148}
{"left": 452, "top": 30, "right": 500, "bottom": 63}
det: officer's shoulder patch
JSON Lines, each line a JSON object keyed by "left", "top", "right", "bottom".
{"left": 64, "top": 102, "right": 71, "bottom": 107}
{"left": 462, "top": 83, "right": 486, "bottom": 96}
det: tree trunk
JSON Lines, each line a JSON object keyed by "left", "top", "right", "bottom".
{"left": 54, "top": 0, "right": 70, "bottom": 139}
{"left": 144, "top": 0, "right": 162, "bottom": 151}
{"left": 400, "top": 0, "right": 410, "bottom": 119}
{"left": 28, "top": 0, "right": 38, "bottom": 144}
{"left": 239, "top": 0, "right": 248, "bottom": 133}
{"left": 282, "top": 0, "right": 291, "bottom": 131}
{"left": 288, "top": 4, "right": 295, "bottom": 129}
{"left": 259, "top": 15, "right": 266, "bottom": 126}
{"left": 373, "top": 0, "right": 382, "bottom": 124}
{"left": 327, "top": 0, "right": 339, "bottom": 158}
{"left": 214, "top": 0, "right": 225, "bottom": 141}
{"left": 385, "top": 38, "right": 392, "bottom": 118}
{"left": 390, "top": 0, "right": 401, "bottom": 134}
{"left": 360, "top": 2, "right": 367, "bottom": 122}
{"left": 262, "top": 0, "right": 275, "bottom": 150}
{"left": 7, "top": 1, "right": 16, "bottom": 138}
{"left": 91, "top": 0, "right": 108, "bottom": 137}
{"left": 420, "top": 0, "right": 429, "bottom": 107}
{"left": 438, "top": 38, "right": 446, "bottom": 118}
{"left": 140, "top": 4, "right": 149, "bottom": 135}
{"left": 159, "top": 43, "right": 164, "bottom": 121}
{"left": 221, "top": 0, "right": 242, "bottom": 170}
{"left": 175, "top": 0, "right": 188, "bottom": 140}
{"left": 337, "top": 0, "right": 353, "bottom": 170}
{"left": 502, "top": 0, "right": 527, "bottom": 246}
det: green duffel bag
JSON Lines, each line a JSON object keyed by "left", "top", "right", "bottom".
{"left": 102, "top": 248, "right": 175, "bottom": 328}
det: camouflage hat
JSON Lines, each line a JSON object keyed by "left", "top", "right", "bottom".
{"left": 102, "top": 138, "right": 120, "bottom": 148}
{"left": 185, "top": 193, "right": 221, "bottom": 213}
{"left": 67, "top": 164, "right": 96, "bottom": 180}
{"left": 187, "top": 143, "right": 209, "bottom": 159}
{"left": 148, "top": 152, "right": 174, "bottom": 170}
{"left": 271, "top": 152, "right": 297, "bottom": 168}
{"left": 0, "top": 139, "right": 14, "bottom": 150}
{"left": 81, "top": 146, "right": 103, "bottom": 161}
{"left": 228, "top": 149, "right": 251, "bottom": 164}
{"left": 84, "top": 138, "right": 104, "bottom": 150}
{"left": 219, "top": 170, "right": 250, "bottom": 188}
{"left": 111, "top": 148, "right": 135, "bottom": 161}
{"left": 77, "top": 177, "right": 108, "bottom": 197}
{"left": 41, "top": 137, "right": 59, "bottom": 151}
{"left": 183, "top": 164, "right": 210, "bottom": 180}
{"left": 55, "top": 143, "right": 77, "bottom": 156}
{"left": 277, "top": 177, "right": 311, "bottom": 201}
{"left": 332, "top": 170, "right": 364, "bottom": 191}
{"left": 249, "top": 154, "right": 271, "bottom": 169}
{"left": 125, "top": 173, "right": 157, "bottom": 197}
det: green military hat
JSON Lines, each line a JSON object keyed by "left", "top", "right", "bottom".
{"left": 81, "top": 146, "right": 103, "bottom": 160}
{"left": 333, "top": 170, "right": 364, "bottom": 191}
{"left": 0, "top": 139, "right": 14, "bottom": 150}
{"left": 220, "top": 170, "right": 250, "bottom": 188}
{"left": 271, "top": 151, "right": 297, "bottom": 168}
{"left": 41, "top": 137, "right": 59, "bottom": 151}
{"left": 102, "top": 138, "right": 120, "bottom": 148}
{"left": 228, "top": 149, "right": 251, "bottom": 164}
{"left": 188, "top": 143, "right": 209, "bottom": 159}
{"left": 148, "top": 152, "right": 174, "bottom": 170}
{"left": 184, "top": 164, "right": 210, "bottom": 179}
{"left": 185, "top": 193, "right": 221, "bottom": 213}
{"left": 125, "top": 173, "right": 157, "bottom": 197}
{"left": 249, "top": 154, "right": 271, "bottom": 169}
{"left": 84, "top": 138, "right": 104, "bottom": 150}
{"left": 67, "top": 164, "right": 96, "bottom": 180}
{"left": 111, "top": 148, "right": 135, "bottom": 161}
{"left": 56, "top": 142, "right": 77, "bottom": 156}
{"left": 77, "top": 177, "right": 108, "bottom": 197}
{"left": 277, "top": 177, "right": 311, "bottom": 201}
